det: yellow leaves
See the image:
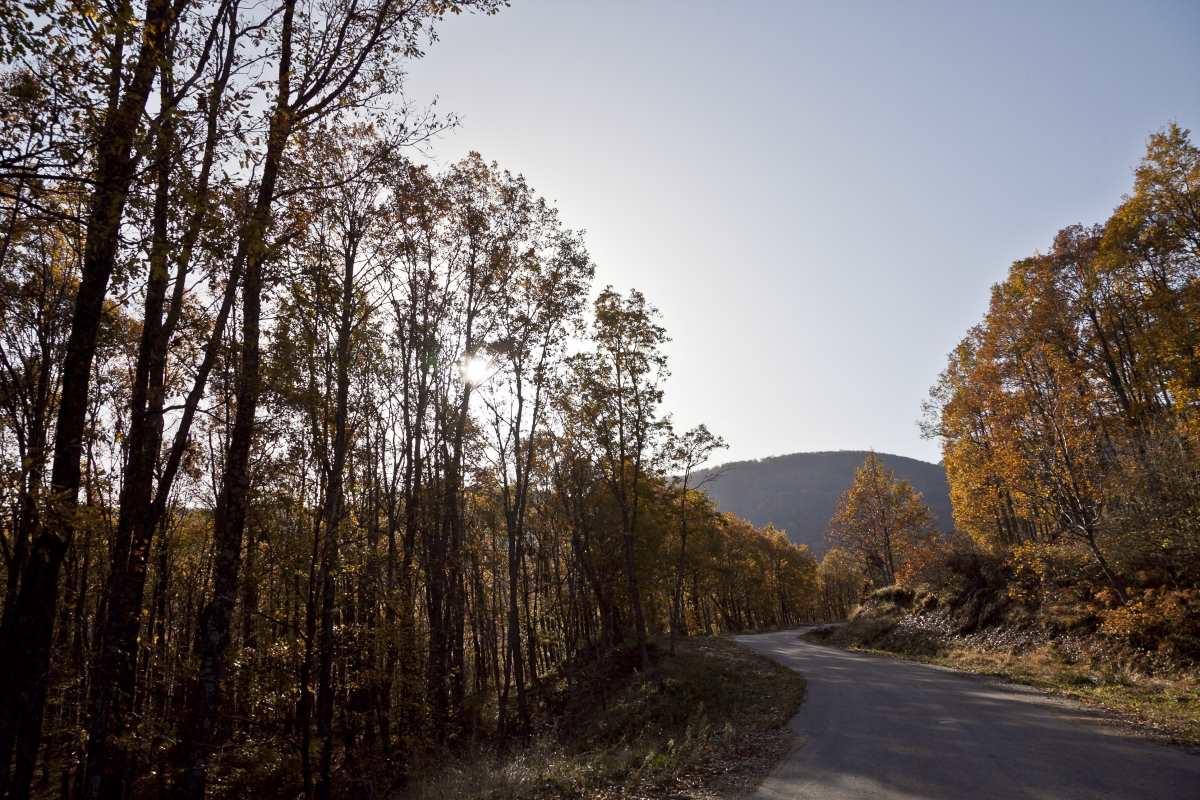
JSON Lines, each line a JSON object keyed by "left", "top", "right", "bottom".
{"left": 933, "top": 125, "right": 1200, "bottom": 617}
{"left": 827, "top": 454, "right": 938, "bottom": 586}
{"left": 1098, "top": 589, "right": 1199, "bottom": 644}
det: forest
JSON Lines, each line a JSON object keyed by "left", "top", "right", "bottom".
{"left": 809, "top": 126, "right": 1200, "bottom": 698}
{"left": 0, "top": 3, "right": 820, "bottom": 798}
{"left": 693, "top": 450, "right": 953, "bottom": 554}
{"left": 925, "top": 123, "right": 1200, "bottom": 639}
{"left": 3, "top": 0, "right": 1199, "bottom": 797}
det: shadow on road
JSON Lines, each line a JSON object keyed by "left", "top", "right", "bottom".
{"left": 735, "top": 629, "right": 1200, "bottom": 800}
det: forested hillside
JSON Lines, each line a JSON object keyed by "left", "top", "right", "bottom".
{"left": 694, "top": 451, "right": 952, "bottom": 553}
{"left": 0, "top": 4, "right": 819, "bottom": 799}
{"left": 919, "top": 123, "right": 1200, "bottom": 651}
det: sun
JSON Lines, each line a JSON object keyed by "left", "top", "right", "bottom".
{"left": 459, "top": 352, "right": 492, "bottom": 386}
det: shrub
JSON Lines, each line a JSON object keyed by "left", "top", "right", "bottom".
{"left": 1100, "top": 588, "right": 1200, "bottom": 660}
{"left": 868, "top": 585, "right": 915, "bottom": 609}
{"left": 1008, "top": 542, "right": 1102, "bottom": 606}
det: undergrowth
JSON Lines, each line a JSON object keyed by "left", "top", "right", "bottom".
{"left": 398, "top": 637, "right": 806, "bottom": 799}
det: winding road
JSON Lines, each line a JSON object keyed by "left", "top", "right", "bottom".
{"left": 734, "top": 629, "right": 1200, "bottom": 800}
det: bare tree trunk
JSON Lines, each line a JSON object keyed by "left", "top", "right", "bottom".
{"left": 316, "top": 218, "right": 358, "bottom": 800}
{"left": 174, "top": 7, "right": 295, "bottom": 790}
{"left": 504, "top": 518, "right": 529, "bottom": 735}
{"left": 83, "top": 43, "right": 183, "bottom": 797}
{"left": 670, "top": 483, "right": 690, "bottom": 656}
{"left": 0, "top": 3, "right": 173, "bottom": 794}
{"left": 621, "top": 517, "right": 650, "bottom": 669}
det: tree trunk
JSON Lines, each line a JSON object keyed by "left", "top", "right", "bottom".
{"left": 670, "top": 482, "right": 690, "bottom": 656}
{"left": 621, "top": 519, "right": 650, "bottom": 670}
{"left": 316, "top": 218, "right": 357, "bottom": 800}
{"left": 0, "top": 3, "right": 173, "bottom": 794}
{"left": 173, "top": 10, "right": 294, "bottom": 790}
{"left": 82, "top": 48, "right": 180, "bottom": 797}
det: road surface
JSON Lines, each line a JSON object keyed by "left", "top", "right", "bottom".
{"left": 734, "top": 628, "right": 1200, "bottom": 800}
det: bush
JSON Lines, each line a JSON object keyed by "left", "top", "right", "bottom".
{"left": 868, "top": 585, "right": 915, "bottom": 608}
{"left": 1100, "top": 588, "right": 1200, "bottom": 660}
{"left": 1008, "top": 542, "right": 1103, "bottom": 606}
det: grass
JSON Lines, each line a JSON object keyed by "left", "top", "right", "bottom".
{"left": 804, "top": 618, "right": 1200, "bottom": 748}
{"left": 928, "top": 644, "right": 1200, "bottom": 746}
{"left": 398, "top": 637, "right": 806, "bottom": 799}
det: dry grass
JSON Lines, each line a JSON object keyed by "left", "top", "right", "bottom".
{"left": 397, "top": 637, "right": 806, "bottom": 799}
{"left": 932, "top": 643, "right": 1200, "bottom": 745}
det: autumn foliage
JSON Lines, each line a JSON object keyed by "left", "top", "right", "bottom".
{"left": 0, "top": 6, "right": 819, "bottom": 795}
{"left": 825, "top": 454, "right": 939, "bottom": 588}
{"left": 924, "top": 125, "right": 1200, "bottom": 655}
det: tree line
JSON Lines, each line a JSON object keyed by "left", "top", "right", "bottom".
{"left": 808, "top": 130, "right": 1199, "bottom": 631}
{"left": 920, "top": 126, "right": 1200, "bottom": 637}
{"left": 0, "top": 3, "right": 818, "bottom": 799}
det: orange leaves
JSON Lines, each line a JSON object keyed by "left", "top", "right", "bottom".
{"left": 827, "top": 453, "right": 939, "bottom": 588}
{"left": 931, "top": 126, "right": 1200, "bottom": 595}
{"left": 1098, "top": 589, "right": 1200, "bottom": 658}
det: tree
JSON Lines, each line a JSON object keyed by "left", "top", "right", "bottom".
{"left": 472, "top": 158, "right": 592, "bottom": 734}
{"left": 0, "top": 2, "right": 176, "bottom": 792}
{"left": 663, "top": 424, "right": 725, "bottom": 654}
{"left": 927, "top": 125, "right": 1200, "bottom": 611}
{"left": 827, "top": 453, "right": 937, "bottom": 587}
{"left": 566, "top": 288, "right": 668, "bottom": 670}
{"left": 0, "top": 4, "right": 837, "bottom": 792}
{"left": 82, "top": 5, "right": 248, "bottom": 793}
{"left": 816, "top": 548, "right": 865, "bottom": 621}
{"left": 169, "top": 3, "right": 503, "bottom": 795}
{"left": 283, "top": 123, "right": 393, "bottom": 800}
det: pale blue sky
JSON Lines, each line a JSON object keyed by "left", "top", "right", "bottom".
{"left": 405, "top": 1, "right": 1200, "bottom": 465}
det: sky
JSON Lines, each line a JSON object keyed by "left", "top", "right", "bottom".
{"left": 403, "top": 0, "right": 1200, "bottom": 466}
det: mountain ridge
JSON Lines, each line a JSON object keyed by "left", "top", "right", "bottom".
{"left": 693, "top": 450, "right": 953, "bottom": 554}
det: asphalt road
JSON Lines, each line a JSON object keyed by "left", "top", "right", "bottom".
{"left": 734, "top": 629, "right": 1200, "bottom": 800}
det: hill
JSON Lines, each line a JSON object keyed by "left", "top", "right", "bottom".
{"left": 693, "top": 451, "right": 953, "bottom": 554}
